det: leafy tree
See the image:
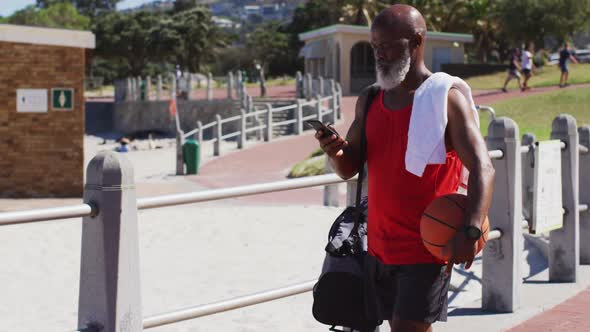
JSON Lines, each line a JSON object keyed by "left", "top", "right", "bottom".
{"left": 246, "top": 22, "right": 290, "bottom": 73}
{"left": 173, "top": 0, "right": 198, "bottom": 13}
{"left": 36, "top": 0, "right": 120, "bottom": 17}
{"left": 5, "top": 3, "right": 90, "bottom": 29}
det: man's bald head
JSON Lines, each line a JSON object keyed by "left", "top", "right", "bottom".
{"left": 372, "top": 4, "right": 427, "bottom": 40}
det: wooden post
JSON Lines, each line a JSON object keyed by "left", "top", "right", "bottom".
{"left": 214, "top": 114, "right": 222, "bottom": 156}
{"left": 483, "top": 117, "right": 522, "bottom": 313}
{"left": 579, "top": 125, "right": 590, "bottom": 264}
{"left": 521, "top": 133, "right": 536, "bottom": 228}
{"left": 78, "top": 151, "right": 142, "bottom": 332}
{"left": 239, "top": 109, "right": 246, "bottom": 149}
{"left": 265, "top": 103, "right": 273, "bottom": 142}
{"left": 549, "top": 114, "right": 580, "bottom": 282}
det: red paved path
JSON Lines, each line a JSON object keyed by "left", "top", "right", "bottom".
{"left": 509, "top": 287, "right": 590, "bottom": 332}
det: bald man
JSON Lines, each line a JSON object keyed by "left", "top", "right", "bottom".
{"left": 315, "top": 5, "right": 494, "bottom": 332}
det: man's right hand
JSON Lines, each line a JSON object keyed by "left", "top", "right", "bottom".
{"left": 315, "top": 126, "right": 348, "bottom": 158}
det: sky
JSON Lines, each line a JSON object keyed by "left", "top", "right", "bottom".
{"left": 0, "top": 0, "right": 153, "bottom": 17}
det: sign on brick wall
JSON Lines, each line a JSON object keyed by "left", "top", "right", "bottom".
{"left": 17, "top": 89, "right": 48, "bottom": 113}
{"left": 51, "top": 88, "right": 74, "bottom": 111}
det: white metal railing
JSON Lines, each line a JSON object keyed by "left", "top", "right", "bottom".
{"left": 4, "top": 110, "right": 590, "bottom": 330}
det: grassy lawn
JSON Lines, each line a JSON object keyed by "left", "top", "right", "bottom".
{"left": 481, "top": 87, "right": 590, "bottom": 140}
{"left": 466, "top": 63, "right": 590, "bottom": 90}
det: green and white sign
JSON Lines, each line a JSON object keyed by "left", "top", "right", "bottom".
{"left": 51, "top": 88, "right": 74, "bottom": 111}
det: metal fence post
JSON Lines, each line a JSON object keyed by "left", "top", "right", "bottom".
{"left": 549, "top": 114, "right": 580, "bottom": 282}
{"left": 197, "top": 121, "right": 203, "bottom": 163}
{"left": 176, "top": 129, "right": 185, "bottom": 175}
{"left": 483, "top": 117, "right": 522, "bottom": 313}
{"left": 214, "top": 114, "right": 222, "bottom": 156}
{"left": 265, "top": 103, "right": 273, "bottom": 142}
{"left": 579, "top": 125, "right": 590, "bottom": 264}
{"left": 207, "top": 73, "right": 213, "bottom": 100}
{"left": 315, "top": 95, "right": 322, "bottom": 122}
{"left": 323, "top": 157, "right": 339, "bottom": 207}
{"left": 295, "top": 99, "right": 303, "bottom": 135}
{"left": 78, "top": 151, "right": 142, "bottom": 332}
{"left": 239, "top": 109, "right": 246, "bottom": 149}
{"left": 521, "top": 133, "right": 536, "bottom": 227}
{"left": 156, "top": 75, "right": 162, "bottom": 101}
{"left": 227, "top": 72, "right": 234, "bottom": 99}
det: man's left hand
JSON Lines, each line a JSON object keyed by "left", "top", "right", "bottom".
{"left": 442, "top": 230, "right": 478, "bottom": 277}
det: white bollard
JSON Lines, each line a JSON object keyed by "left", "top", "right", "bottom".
{"left": 239, "top": 109, "right": 246, "bottom": 149}
{"left": 228, "top": 72, "right": 234, "bottom": 99}
{"left": 265, "top": 103, "right": 273, "bottom": 142}
{"left": 207, "top": 72, "right": 213, "bottom": 100}
{"left": 549, "top": 114, "right": 580, "bottom": 282}
{"left": 156, "top": 75, "right": 162, "bottom": 101}
{"left": 214, "top": 114, "right": 222, "bottom": 156}
{"left": 78, "top": 151, "right": 142, "bottom": 332}
{"left": 176, "top": 129, "right": 185, "bottom": 175}
{"left": 323, "top": 157, "right": 339, "bottom": 207}
{"left": 315, "top": 94, "right": 322, "bottom": 122}
{"left": 578, "top": 125, "right": 590, "bottom": 264}
{"left": 295, "top": 99, "right": 303, "bottom": 135}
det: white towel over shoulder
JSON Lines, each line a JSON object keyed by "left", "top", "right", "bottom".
{"left": 405, "top": 72, "right": 479, "bottom": 177}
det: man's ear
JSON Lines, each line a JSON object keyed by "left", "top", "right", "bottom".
{"left": 412, "top": 33, "right": 424, "bottom": 51}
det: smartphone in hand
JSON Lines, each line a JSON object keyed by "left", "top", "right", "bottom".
{"left": 305, "top": 120, "right": 340, "bottom": 138}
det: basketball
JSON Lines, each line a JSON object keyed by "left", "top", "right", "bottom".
{"left": 420, "top": 194, "right": 489, "bottom": 261}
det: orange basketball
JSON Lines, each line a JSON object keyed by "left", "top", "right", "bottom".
{"left": 420, "top": 194, "right": 489, "bottom": 261}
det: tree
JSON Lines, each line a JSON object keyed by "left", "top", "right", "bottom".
{"left": 37, "top": 0, "right": 120, "bottom": 17}
{"left": 246, "top": 22, "right": 290, "bottom": 73}
{"left": 5, "top": 3, "right": 90, "bottom": 30}
{"left": 173, "top": 0, "right": 198, "bottom": 13}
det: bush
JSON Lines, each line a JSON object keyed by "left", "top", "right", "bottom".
{"left": 288, "top": 153, "right": 326, "bottom": 178}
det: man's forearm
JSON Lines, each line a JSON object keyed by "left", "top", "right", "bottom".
{"left": 465, "top": 163, "right": 495, "bottom": 228}
{"left": 328, "top": 146, "right": 363, "bottom": 180}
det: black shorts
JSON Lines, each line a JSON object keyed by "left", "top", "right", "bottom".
{"left": 364, "top": 254, "right": 451, "bottom": 324}
{"left": 522, "top": 68, "right": 532, "bottom": 76}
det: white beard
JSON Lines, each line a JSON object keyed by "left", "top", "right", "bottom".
{"left": 376, "top": 49, "right": 411, "bottom": 90}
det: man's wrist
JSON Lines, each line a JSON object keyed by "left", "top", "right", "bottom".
{"left": 463, "top": 225, "right": 482, "bottom": 240}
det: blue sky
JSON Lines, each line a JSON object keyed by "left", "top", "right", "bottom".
{"left": 0, "top": 0, "right": 153, "bottom": 17}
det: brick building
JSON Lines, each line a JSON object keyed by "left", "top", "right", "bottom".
{"left": 0, "top": 24, "right": 95, "bottom": 197}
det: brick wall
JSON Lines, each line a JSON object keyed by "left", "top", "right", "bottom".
{"left": 0, "top": 41, "right": 85, "bottom": 197}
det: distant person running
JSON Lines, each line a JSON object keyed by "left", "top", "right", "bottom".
{"left": 521, "top": 44, "right": 535, "bottom": 91}
{"left": 502, "top": 48, "right": 522, "bottom": 92}
{"left": 559, "top": 42, "right": 578, "bottom": 88}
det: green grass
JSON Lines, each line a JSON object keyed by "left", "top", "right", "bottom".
{"left": 287, "top": 148, "right": 326, "bottom": 178}
{"left": 481, "top": 87, "right": 590, "bottom": 140}
{"left": 466, "top": 63, "right": 590, "bottom": 90}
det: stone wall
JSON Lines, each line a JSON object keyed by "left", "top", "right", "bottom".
{"left": 0, "top": 41, "right": 85, "bottom": 197}
{"left": 113, "top": 99, "right": 239, "bottom": 137}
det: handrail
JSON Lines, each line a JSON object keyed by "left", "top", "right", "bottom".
{"left": 219, "top": 114, "right": 242, "bottom": 124}
{"left": 0, "top": 203, "right": 95, "bottom": 226}
{"left": 143, "top": 280, "right": 316, "bottom": 329}
{"left": 273, "top": 119, "right": 297, "bottom": 127}
{"left": 137, "top": 173, "right": 356, "bottom": 210}
{"left": 477, "top": 105, "right": 496, "bottom": 121}
{"left": 271, "top": 104, "right": 297, "bottom": 113}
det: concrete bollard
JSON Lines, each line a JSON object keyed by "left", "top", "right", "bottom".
{"left": 176, "top": 129, "right": 185, "bottom": 175}
{"left": 239, "top": 109, "right": 246, "bottom": 149}
{"left": 214, "top": 114, "right": 222, "bottom": 156}
{"left": 315, "top": 94, "right": 322, "bottom": 122}
{"left": 549, "top": 114, "right": 580, "bottom": 282}
{"left": 265, "top": 103, "right": 273, "bottom": 142}
{"left": 237, "top": 70, "right": 243, "bottom": 100}
{"left": 305, "top": 73, "right": 313, "bottom": 100}
{"left": 136, "top": 76, "right": 142, "bottom": 100}
{"left": 207, "top": 72, "right": 213, "bottom": 100}
{"left": 130, "top": 77, "right": 136, "bottom": 101}
{"left": 578, "top": 126, "right": 590, "bottom": 264}
{"left": 196, "top": 120, "right": 203, "bottom": 164}
{"left": 146, "top": 76, "right": 151, "bottom": 101}
{"left": 521, "top": 133, "right": 536, "bottom": 228}
{"left": 336, "top": 82, "right": 343, "bottom": 120}
{"left": 126, "top": 78, "right": 133, "bottom": 101}
{"left": 78, "top": 151, "right": 142, "bottom": 332}
{"left": 228, "top": 72, "right": 234, "bottom": 99}
{"left": 295, "top": 99, "right": 303, "bottom": 135}
{"left": 156, "top": 75, "right": 162, "bottom": 101}
{"left": 187, "top": 73, "right": 193, "bottom": 100}
{"left": 323, "top": 157, "right": 339, "bottom": 207}
{"left": 483, "top": 117, "right": 522, "bottom": 313}
{"left": 170, "top": 73, "right": 176, "bottom": 100}
{"left": 318, "top": 76, "right": 324, "bottom": 96}
{"left": 296, "top": 71, "right": 303, "bottom": 98}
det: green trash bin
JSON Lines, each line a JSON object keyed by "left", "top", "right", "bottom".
{"left": 183, "top": 139, "right": 200, "bottom": 175}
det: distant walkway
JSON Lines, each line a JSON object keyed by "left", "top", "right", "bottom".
{"left": 189, "top": 83, "right": 590, "bottom": 206}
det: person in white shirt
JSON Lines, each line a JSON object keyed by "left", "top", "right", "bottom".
{"left": 521, "top": 44, "right": 535, "bottom": 91}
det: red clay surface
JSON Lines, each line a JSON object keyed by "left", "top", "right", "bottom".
{"left": 509, "top": 287, "right": 590, "bottom": 332}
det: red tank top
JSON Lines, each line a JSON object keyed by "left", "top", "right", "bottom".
{"left": 366, "top": 90, "right": 464, "bottom": 265}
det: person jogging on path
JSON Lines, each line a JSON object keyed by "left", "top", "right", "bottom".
{"left": 559, "top": 42, "right": 578, "bottom": 88}
{"left": 521, "top": 43, "right": 535, "bottom": 91}
{"left": 315, "top": 4, "right": 495, "bottom": 332}
{"left": 502, "top": 48, "right": 522, "bottom": 92}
